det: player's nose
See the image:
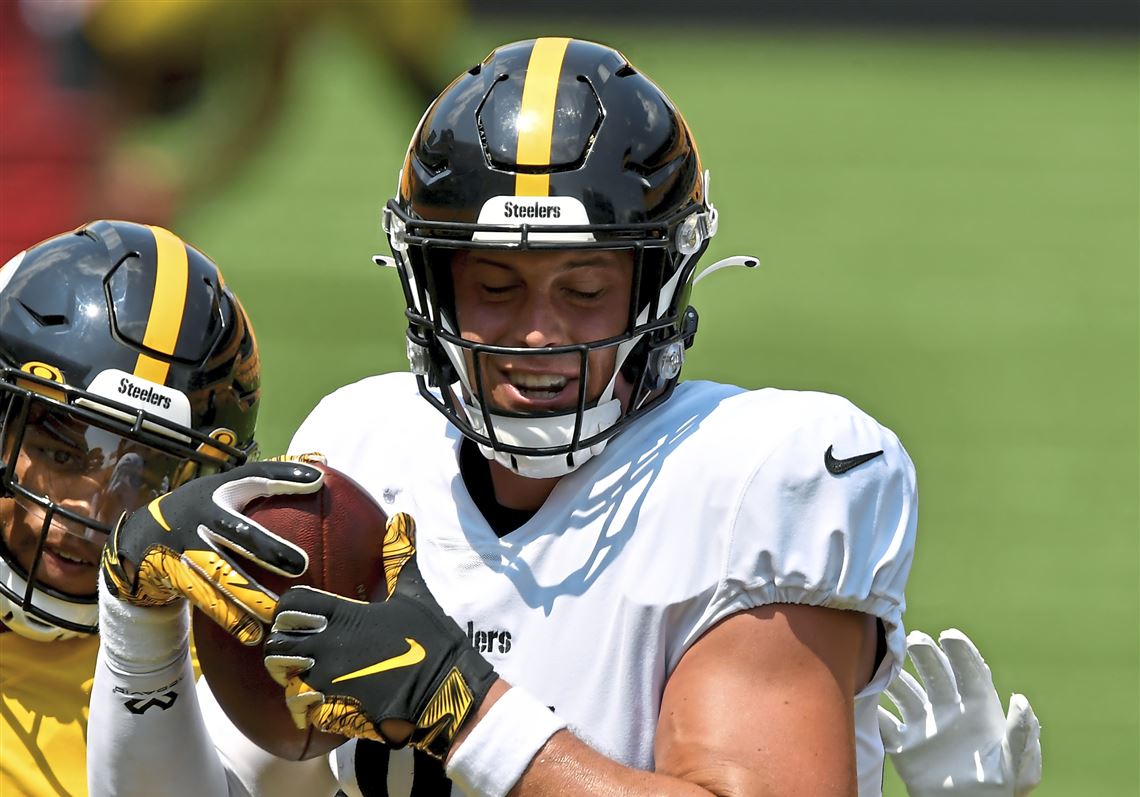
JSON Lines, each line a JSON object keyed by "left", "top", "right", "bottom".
{"left": 517, "top": 291, "right": 568, "bottom": 349}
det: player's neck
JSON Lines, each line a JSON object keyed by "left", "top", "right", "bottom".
{"left": 458, "top": 440, "right": 545, "bottom": 536}
{"left": 487, "top": 460, "right": 559, "bottom": 512}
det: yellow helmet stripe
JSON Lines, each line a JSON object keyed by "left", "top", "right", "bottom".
{"left": 514, "top": 37, "right": 571, "bottom": 197}
{"left": 134, "top": 226, "right": 190, "bottom": 385}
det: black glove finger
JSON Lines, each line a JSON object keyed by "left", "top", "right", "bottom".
{"left": 391, "top": 552, "right": 452, "bottom": 625}
{"left": 273, "top": 584, "right": 357, "bottom": 619}
{"left": 214, "top": 462, "right": 321, "bottom": 575}
{"left": 265, "top": 590, "right": 341, "bottom": 683}
{"left": 271, "top": 587, "right": 414, "bottom": 678}
{"left": 270, "top": 608, "right": 330, "bottom": 636}
{"left": 203, "top": 512, "right": 308, "bottom": 578}
{"left": 216, "top": 459, "right": 325, "bottom": 486}
{"left": 129, "top": 463, "right": 312, "bottom": 541}
{"left": 163, "top": 461, "right": 321, "bottom": 576}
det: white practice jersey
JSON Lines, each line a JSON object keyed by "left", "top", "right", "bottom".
{"left": 284, "top": 373, "right": 918, "bottom": 797}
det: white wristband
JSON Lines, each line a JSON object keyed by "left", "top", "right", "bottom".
{"left": 445, "top": 687, "right": 568, "bottom": 797}
{"left": 98, "top": 575, "right": 189, "bottom": 675}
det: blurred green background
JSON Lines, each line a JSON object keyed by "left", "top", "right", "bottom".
{"left": 170, "top": 20, "right": 1137, "bottom": 797}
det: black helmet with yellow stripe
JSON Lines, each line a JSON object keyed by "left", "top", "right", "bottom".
{"left": 384, "top": 38, "right": 743, "bottom": 479}
{"left": 0, "top": 220, "right": 260, "bottom": 640}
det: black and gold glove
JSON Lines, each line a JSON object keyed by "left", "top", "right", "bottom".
{"left": 263, "top": 513, "right": 497, "bottom": 760}
{"left": 101, "top": 461, "right": 319, "bottom": 645}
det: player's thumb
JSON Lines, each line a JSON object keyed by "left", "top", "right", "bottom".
{"left": 1006, "top": 693, "right": 1042, "bottom": 795}
{"left": 266, "top": 451, "right": 328, "bottom": 466}
{"left": 382, "top": 512, "right": 418, "bottom": 599}
{"left": 876, "top": 705, "right": 904, "bottom": 753}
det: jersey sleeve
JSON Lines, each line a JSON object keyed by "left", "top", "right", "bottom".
{"left": 695, "top": 402, "right": 917, "bottom": 693}
{"left": 286, "top": 374, "right": 414, "bottom": 465}
{"left": 287, "top": 388, "right": 346, "bottom": 459}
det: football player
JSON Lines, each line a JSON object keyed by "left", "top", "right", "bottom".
{"left": 87, "top": 39, "right": 1040, "bottom": 797}
{"left": 0, "top": 221, "right": 268, "bottom": 796}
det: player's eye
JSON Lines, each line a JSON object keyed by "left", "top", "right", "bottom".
{"left": 33, "top": 444, "right": 84, "bottom": 471}
{"left": 479, "top": 283, "right": 517, "bottom": 297}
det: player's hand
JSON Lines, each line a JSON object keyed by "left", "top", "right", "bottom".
{"left": 101, "top": 461, "right": 320, "bottom": 645}
{"left": 879, "top": 628, "right": 1042, "bottom": 797}
{"left": 263, "top": 513, "right": 497, "bottom": 760}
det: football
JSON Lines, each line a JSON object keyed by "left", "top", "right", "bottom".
{"left": 192, "top": 461, "right": 387, "bottom": 761}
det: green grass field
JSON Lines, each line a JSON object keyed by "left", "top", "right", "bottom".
{"left": 176, "top": 21, "right": 1138, "bottom": 796}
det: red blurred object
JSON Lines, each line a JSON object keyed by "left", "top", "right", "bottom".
{"left": 0, "top": 1, "right": 101, "bottom": 259}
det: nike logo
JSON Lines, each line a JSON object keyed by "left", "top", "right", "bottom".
{"left": 824, "top": 445, "right": 884, "bottom": 475}
{"left": 332, "top": 638, "right": 426, "bottom": 683}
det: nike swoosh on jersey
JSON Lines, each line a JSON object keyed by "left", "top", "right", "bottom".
{"left": 824, "top": 445, "right": 884, "bottom": 475}
{"left": 332, "top": 638, "right": 426, "bottom": 683}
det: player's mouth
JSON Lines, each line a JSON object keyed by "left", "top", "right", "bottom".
{"left": 33, "top": 543, "right": 101, "bottom": 591}
{"left": 17, "top": 509, "right": 104, "bottom": 587}
{"left": 49, "top": 544, "right": 98, "bottom": 566}
{"left": 500, "top": 370, "right": 577, "bottom": 408}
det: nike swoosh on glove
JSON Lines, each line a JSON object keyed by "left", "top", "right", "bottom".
{"left": 879, "top": 628, "right": 1042, "bottom": 797}
{"left": 101, "top": 461, "right": 320, "bottom": 645}
{"left": 263, "top": 513, "right": 497, "bottom": 760}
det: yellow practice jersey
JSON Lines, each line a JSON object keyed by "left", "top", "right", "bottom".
{"left": 1, "top": 631, "right": 98, "bottom": 797}
{"left": 1, "top": 629, "right": 201, "bottom": 797}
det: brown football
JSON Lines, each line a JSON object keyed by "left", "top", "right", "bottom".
{"left": 192, "top": 461, "right": 387, "bottom": 761}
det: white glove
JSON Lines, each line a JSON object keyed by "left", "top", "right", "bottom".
{"left": 879, "top": 628, "right": 1041, "bottom": 797}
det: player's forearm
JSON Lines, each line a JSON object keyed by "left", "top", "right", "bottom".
{"left": 510, "top": 730, "right": 735, "bottom": 797}
{"left": 88, "top": 584, "right": 235, "bottom": 797}
{"left": 444, "top": 682, "right": 749, "bottom": 797}
{"left": 89, "top": 651, "right": 238, "bottom": 797}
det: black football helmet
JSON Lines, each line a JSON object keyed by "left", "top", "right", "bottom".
{"left": 382, "top": 37, "right": 754, "bottom": 478}
{"left": 0, "top": 220, "right": 261, "bottom": 640}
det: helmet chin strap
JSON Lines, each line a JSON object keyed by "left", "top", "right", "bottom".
{"left": 0, "top": 558, "right": 97, "bottom": 641}
{"left": 467, "top": 398, "right": 623, "bottom": 479}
